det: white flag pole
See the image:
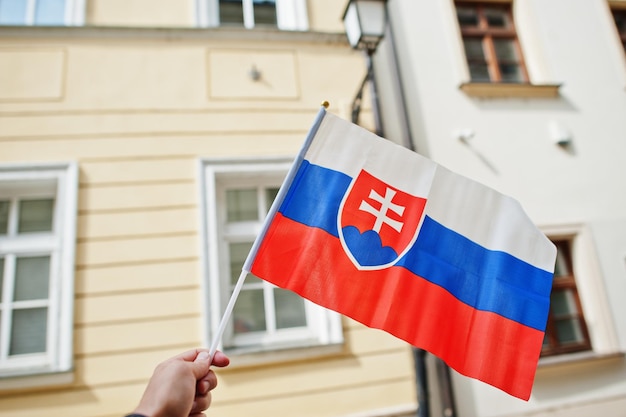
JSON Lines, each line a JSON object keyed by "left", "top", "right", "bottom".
{"left": 208, "top": 102, "right": 329, "bottom": 363}
{"left": 208, "top": 269, "right": 247, "bottom": 362}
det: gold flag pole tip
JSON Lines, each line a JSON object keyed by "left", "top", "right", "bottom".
{"left": 321, "top": 100, "right": 330, "bottom": 109}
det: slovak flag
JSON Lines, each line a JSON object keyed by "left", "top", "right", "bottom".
{"left": 244, "top": 108, "right": 556, "bottom": 400}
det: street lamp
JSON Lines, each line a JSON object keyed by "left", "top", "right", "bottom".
{"left": 342, "top": 0, "right": 387, "bottom": 136}
{"left": 343, "top": 0, "right": 388, "bottom": 52}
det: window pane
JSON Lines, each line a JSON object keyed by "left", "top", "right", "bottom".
{"left": 233, "top": 289, "right": 266, "bottom": 333}
{"left": 0, "top": 200, "right": 8, "bottom": 234}
{"left": 0, "top": 257, "right": 4, "bottom": 300}
{"left": 484, "top": 7, "right": 509, "bottom": 28}
{"left": 10, "top": 307, "right": 48, "bottom": 355}
{"left": 463, "top": 38, "right": 485, "bottom": 60}
{"left": 469, "top": 63, "right": 490, "bottom": 82}
{"left": 499, "top": 64, "right": 523, "bottom": 82}
{"left": 550, "top": 289, "right": 578, "bottom": 318}
{"left": 456, "top": 6, "right": 478, "bottom": 27}
{"left": 615, "top": 11, "right": 626, "bottom": 33}
{"left": 18, "top": 198, "right": 54, "bottom": 233}
{"left": 35, "top": 0, "right": 65, "bottom": 25}
{"left": 265, "top": 187, "right": 279, "bottom": 213}
{"left": 0, "top": 0, "right": 27, "bottom": 25}
{"left": 554, "top": 242, "right": 571, "bottom": 277}
{"left": 555, "top": 318, "right": 584, "bottom": 345}
{"left": 274, "top": 288, "right": 306, "bottom": 329}
{"left": 229, "top": 242, "right": 250, "bottom": 284}
{"left": 254, "top": 0, "right": 276, "bottom": 26}
{"left": 493, "top": 39, "right": 518, "bottom": 61}
{"left": 226, "top": 189, "right": 257, "bottom": 221}
{"left": 14, "top": 256, "right": 51, "bottom": 301}
{"left": 220, "top": 0, "right": 244, "bottom": 25}
{"left": 229, "top": 242, "right": 262, "bottom": 285}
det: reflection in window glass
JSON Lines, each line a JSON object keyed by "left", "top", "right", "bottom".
{"left": 551, "top": 289, "right": 578, "bottom": 317}
{"left": 0, "top": 200, "right": 9, "bottom": 234}
{"left": 612, "top": 9, "right": 626, "bottom": 54}
{"left": 463, "top": 38, "right": 485, "bottom": 60}
{"left": 233, "top": 289, "right": 266, "bottom": 334}
{"left": 484, "top": 7, "right": 508, "bottom": 28}
{"left": 0, "top": 0, "right": 28, "bottom": 25}
{"left": 0, "top": 0, "right": 66, "bottom": 25}
{"left": 0, "top": 257, "right": 4, "bottom": 300}
{"left": 219, "top": 0, "right": 244, "bottom": 25}
{"left": 554, "top": 241, "right": 572, "bottom": 277}
{"left": 493, "top": 39, "right": 517, "bottom": 60}
{"left": 253, "top": 0, "right": 276, "bottom": 26}
{"left": 226, "top": 189, "right": 257, "bottom": 222}
{"left": 456, "top": 6, "right": 478, "bottom": 27}
{"left": 275, "top": 288, "right": 306, "bottom": 329}
{"left": 469, "top": 64, "right": 490, "bottom": 82}
{"left": 265, "top": 187, "right": 279, "bottom": 213}
{"left": 18, "top": 199, "right": 54, "bottom": 233}
{"left": 35, "top": 0, "right": 65, "bottom": 25}
{"left": 499, "top": 64, "right": 522, "bottom": 82}
{"left": 555, "top": 318, "right": 585, "bottom": 345}
{"left": 219, "top": 0, "right": 277, "bottom": 27}
{"left": 10, "top": 307, "right": 48, "bottom": 355}
{"left": 616, "top": 10, "right": 626, "bottom": 32}
{"left": 229, "top": 242, "right": 262, "bottom": 285}
{"left": 14, "top": 256, "right": 51, "bottom": 301}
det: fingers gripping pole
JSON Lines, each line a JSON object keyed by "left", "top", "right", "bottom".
{"left": 208, "top": 269, "right": 248, "bottom": 363}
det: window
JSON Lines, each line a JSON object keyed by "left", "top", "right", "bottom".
{"left": 197, "top": 0, "right": 308, "bottom": 30}
{"left": 0, "top": 162, "right": 77, "bottom": 387}
{"left": 455, "top": 1, "right": 528, "bottom": 83}
{"left": 0, "top": 0, "right": 85, "bottom": 26}
{"left": 220, "top": 0, "right": 276, "bottom": 27}
{"left": 541, "top": 239, "right": 592, "bottom": 357}
{"left": 199, "top": 159, "right": 342, "bottom": 357}
{"left": 612, "top": 8, "right": 626, "bottom": 54}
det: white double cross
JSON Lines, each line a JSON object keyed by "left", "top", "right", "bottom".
{"left": 358, "top": 187, "right": 405, "bottom": 233}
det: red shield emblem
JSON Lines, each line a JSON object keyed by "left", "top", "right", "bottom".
{"left": 338, "top": 170, "right": 427, "bottom": 270}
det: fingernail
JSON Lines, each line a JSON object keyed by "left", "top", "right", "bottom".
{"left": 196, "top": 351, "right": 210, "bottom": 362}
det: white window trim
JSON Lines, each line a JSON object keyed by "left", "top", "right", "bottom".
{"left": 0, "top": 162, "right": 78, "bottom": 390}
{"left": 538, "top": 223, "right": 621, "bottom": 367}
{"left": 197, "top": 157, "right": 343, "bottom": 360}
{"left": 196, "top": 0, "right": 308, "bottom": 30}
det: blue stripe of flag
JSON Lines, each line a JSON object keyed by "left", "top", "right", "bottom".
{"left": 279, "top": 160, "right": 552, "bottom": 331}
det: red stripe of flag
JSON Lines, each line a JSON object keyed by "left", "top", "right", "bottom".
{"left": 251, "top": 213, "right": 544, "bottom": 400}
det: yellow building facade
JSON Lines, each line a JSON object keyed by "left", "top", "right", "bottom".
{"left": 0, "top": 1, "right": 417, "bottom": 417}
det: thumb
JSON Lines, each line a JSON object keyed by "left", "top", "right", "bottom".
{"left": 191, "top": 351, "right": 211, "bottom": 379}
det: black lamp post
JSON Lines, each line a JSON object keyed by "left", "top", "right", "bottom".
{"left": 342, "top": 0, "right": 387, "bottom": 137}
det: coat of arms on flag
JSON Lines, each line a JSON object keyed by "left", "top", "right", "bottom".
{"left": 339, "top": 169, "right": 427, "bottom": 270}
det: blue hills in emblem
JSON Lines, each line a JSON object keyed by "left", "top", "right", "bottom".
{"left": 342, "top": 226, "right": 399, "bottom": 267}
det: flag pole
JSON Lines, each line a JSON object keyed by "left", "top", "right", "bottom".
{"left": 208, "top": 102, "right": 330, "bottom": 363}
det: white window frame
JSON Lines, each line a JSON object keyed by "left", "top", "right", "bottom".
{"left": 196, "top": 0, "right": 309, "bottom": 30}
{"left": 0, "top": 0, "right": 85, "bottom": 26}
{"left": 198, "top": 158, "right": 342, "bottom": 359}
{"left": 0, "top": 162, "right": 78, "bottom": 390}
{"left": 539, "top": 223, "right": 621, "bottom": 366}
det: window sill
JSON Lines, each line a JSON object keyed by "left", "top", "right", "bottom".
{"left": 459, "top": 82, "right": 561, "bottom": 98}
{"left": 538, "top": 350, "right": 624, "bottom": 369}
{"left": 0, "top": 369, "right": 73, "bottom": 392}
